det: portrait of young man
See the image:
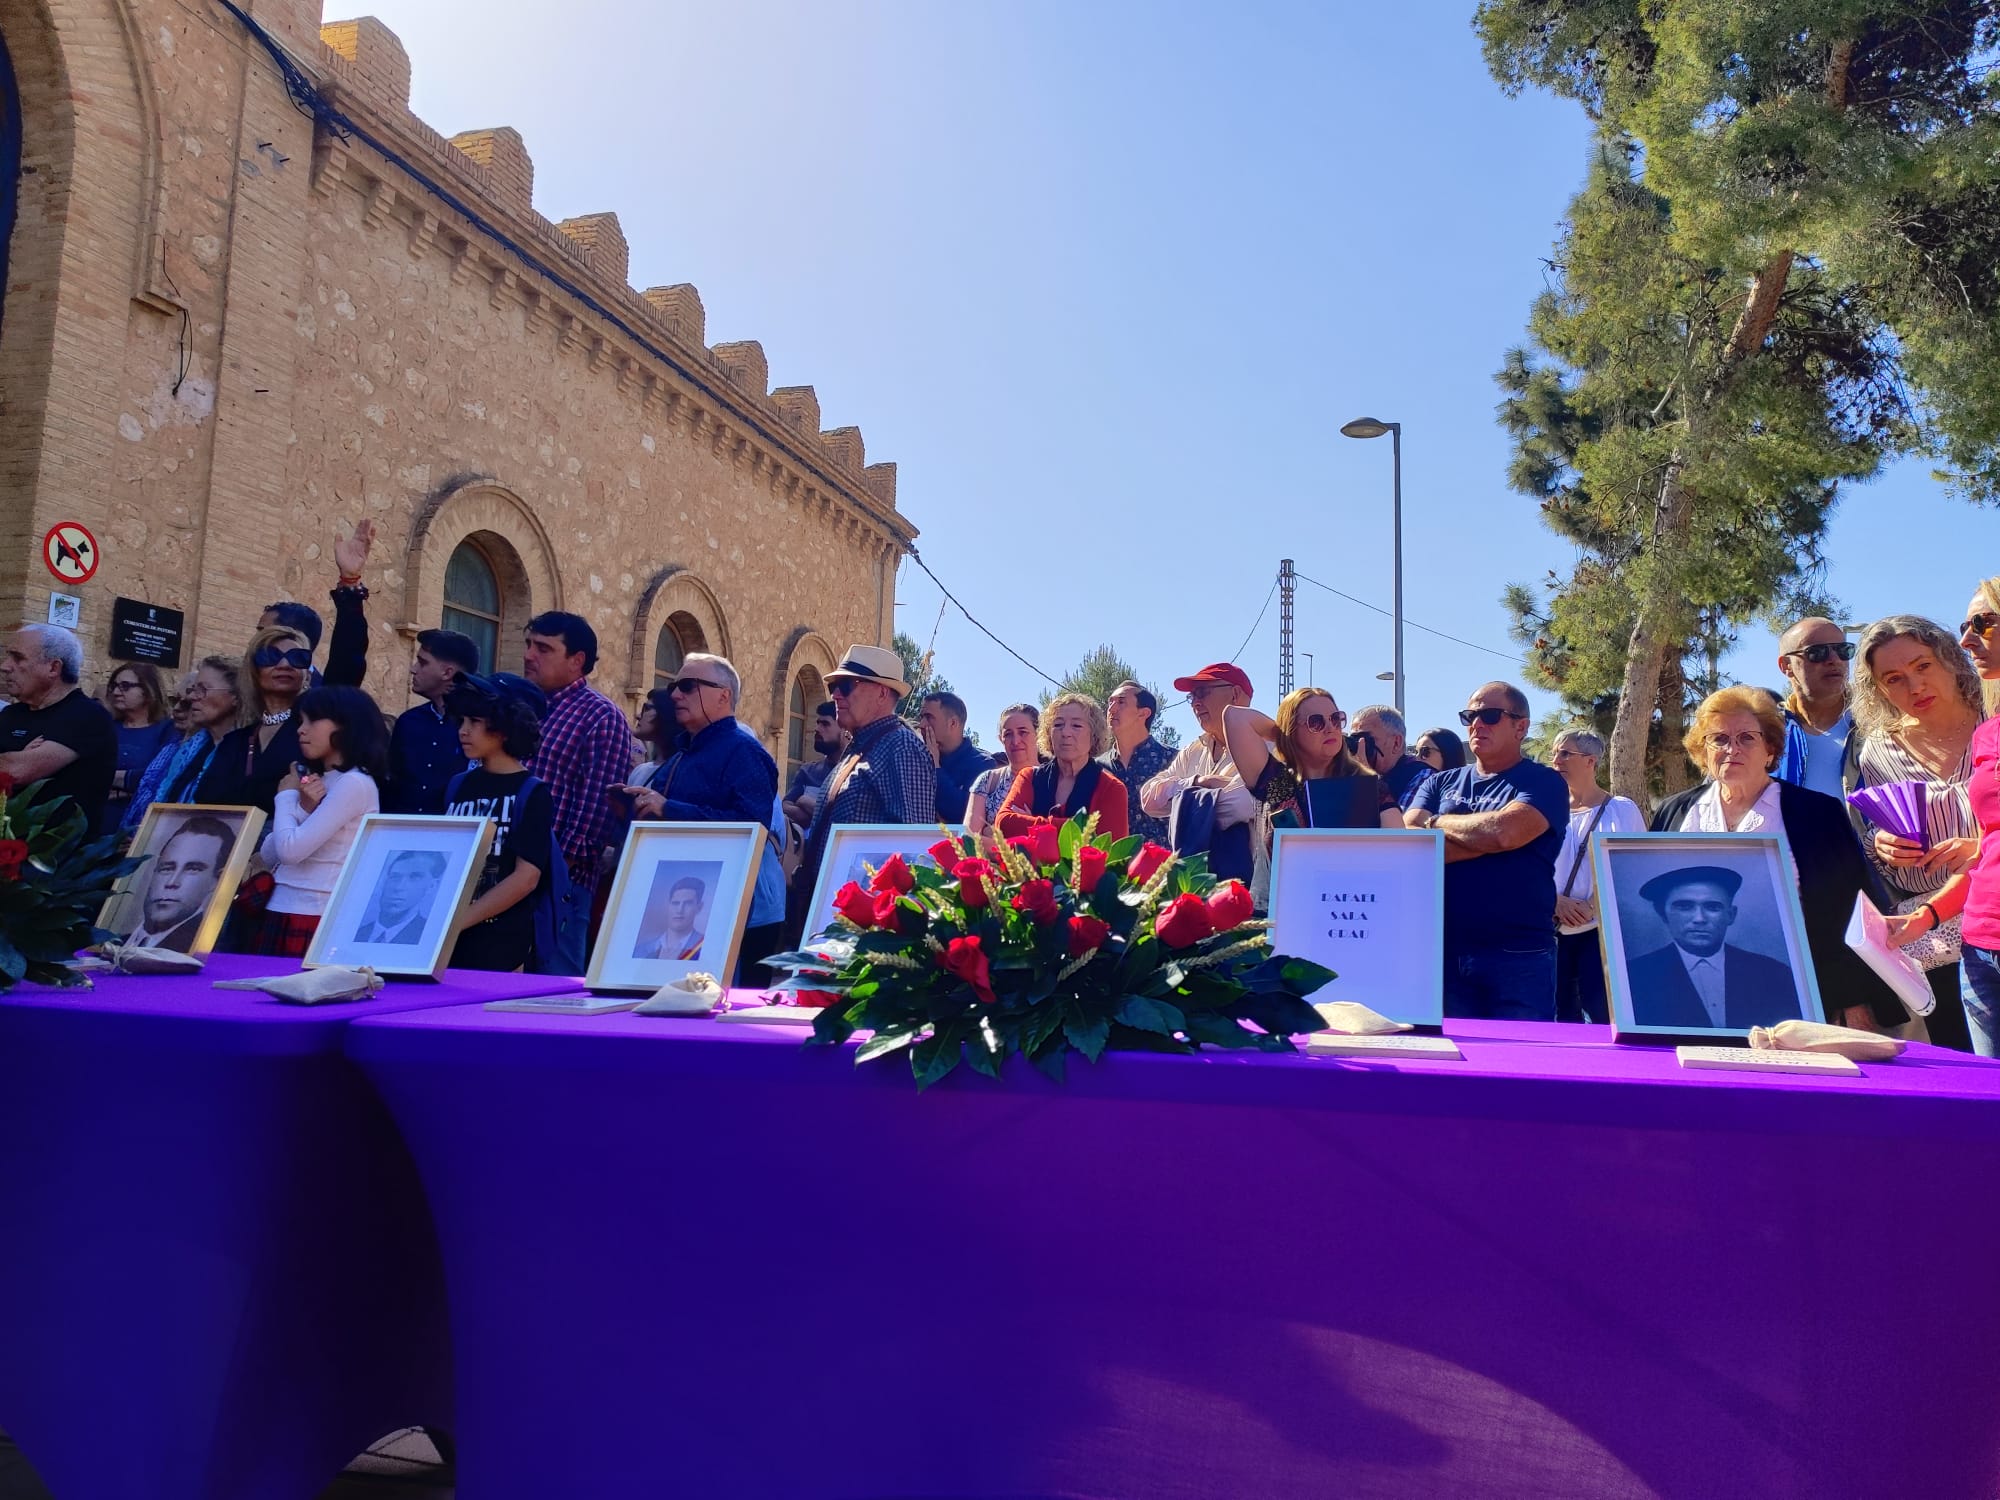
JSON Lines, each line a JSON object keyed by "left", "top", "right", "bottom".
{"left": 352, "top": 849, "right": 447, "bottom": 947}
{"left": 1620, "top": 862, "right": 1803, "bottom": 1032}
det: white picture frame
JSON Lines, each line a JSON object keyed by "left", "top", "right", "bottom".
{"left": 801, "top": 824, "right": 964, "bottom": 945}
{"left": 305, "top": 813, "right": 495, "bottom": 979}
{"left": 589, "top": 822, "right": 765, "bottom": 993}
{"left": 99, "top": 803, "right": 266, "bottom": 957}
{"left": 1267, "top": 827, "right": 1446, "bottom": 1029}
{"left": 1593, "top": 831, "right": 1825, "bottom": 1043}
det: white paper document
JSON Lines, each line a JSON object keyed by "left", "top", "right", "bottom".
{"left": 1844, "top": 892, "right": 1936, "bottom": 1017}
{"left": 1306, "top": 1033, "right": 1463, "bottom": 1060}
{"left": 1676, "top": 1046, "right": 1861, "bottom": 1076}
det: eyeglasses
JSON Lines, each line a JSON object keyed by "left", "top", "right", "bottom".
{"left": 1459, "top": 707, "right": 1526, "bottom": 727}
{"left": 1188, "top": 683, "right": 1235, "bottom": 702}
{"left": 668, "top": 676, "right": 725, "bottom": 696}
{"left": 1702, "top": 732, "right": 1768, "bottom": 754}
{"left": 254, "top": 646, "right": 314, "bottom": 670}
{"left": 1299, "top": 710, "right": 1346, "bottom": 733}
{"left": 1550, "top": 748, "right": 1592, "bottom": 762}
{"left": 1781, "top": 641, "right": 1856, "bottom": 665}
{"left": 109, "top": 680, "right": 140, "bottom": 693}
{"left": 1961, "top": 613, "right": 2000, "bottom": 640}
{"left": 184, "top": 684, "right": 213, "bottom": 699}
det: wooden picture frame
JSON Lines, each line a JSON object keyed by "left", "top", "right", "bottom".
{"left": 801, "top": 824, "right": 964, "bottom": 946}
{"left": 98, "top": 803, "right": 266, "bottom": 957}
{"left": 589, "top": 822, "right": 766, "bottom": 993}
{"left": 305, "top": 813, "right": 495, "bottom": 979}
{"left": 1268, "top": 826, "right": 1446, "bottom": 1029}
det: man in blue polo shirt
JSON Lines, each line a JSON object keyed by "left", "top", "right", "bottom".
{"left": 1406, "top": 681, "right": 1569, "bottom": 1021}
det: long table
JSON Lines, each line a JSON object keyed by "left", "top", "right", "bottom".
{"left": 0, "top": 956, "right": 578, "bottom": 1500}
{"left": 347, "top": 1007, "right": 2000, "bottom": 1499}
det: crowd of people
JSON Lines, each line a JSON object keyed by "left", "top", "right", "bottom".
{"left": 3, "top": 533, "right": 1999, "bottom": 1056}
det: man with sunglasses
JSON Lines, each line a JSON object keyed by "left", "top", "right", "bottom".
{"left": 616, "top": 652, "right": 786, "bottom": 976}
{"left": 1406, "top": 682, "right": 1570, "bottom": 1021}
{"left": 1773, "top": 617, "right": 1856, "bottom": 799}
{"left": 1140, "top": 663, "right": 1258, "bottom": 878}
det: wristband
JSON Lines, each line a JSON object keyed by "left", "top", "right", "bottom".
{"left": 1922, "top": 901, "right": 1941, "bottom": 932}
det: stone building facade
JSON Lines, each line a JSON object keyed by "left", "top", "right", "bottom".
{"left": 0, "top": 0, "right": 914, "bottom": 780}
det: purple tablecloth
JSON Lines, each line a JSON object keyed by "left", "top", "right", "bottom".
{"left": 347, "top": 1006, "right": 2000, "bottom": 1499}
{"left": 0, "top": 957, "right": 580, "bottom": 1500}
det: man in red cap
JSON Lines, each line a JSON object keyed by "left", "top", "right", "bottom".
{"left": 1141, "top": 662, "right": 1257, "bottom": 845}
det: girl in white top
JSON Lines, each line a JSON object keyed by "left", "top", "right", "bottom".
{"left": 233, "top": 685, "right": 385, "bottom": 958}
{"left": 1549, "top": 728, "right": 1644, "bottom": 1023}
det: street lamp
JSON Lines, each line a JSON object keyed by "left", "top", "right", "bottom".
{"left": 1303, "top": 651, "right": 1314, "bottom": 686}
{"left": 1341, "top": 416, "right": 1403, "bottom": 717}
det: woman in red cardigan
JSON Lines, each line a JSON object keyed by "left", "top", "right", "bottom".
{"left": 995, "top": 692, "right": 1129, "bottom": 841}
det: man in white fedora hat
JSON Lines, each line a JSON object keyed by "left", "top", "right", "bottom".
{"left": 786, "top": 643, "right": 936, "bottom": 943}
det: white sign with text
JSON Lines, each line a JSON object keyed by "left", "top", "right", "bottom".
{"left": 1269, "top": 828, "right": 1445, "bottom": 1028}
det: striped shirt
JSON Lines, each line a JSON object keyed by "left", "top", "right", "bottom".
{"left": 1854, "top": 728, "right": 1980, "bottom": 900}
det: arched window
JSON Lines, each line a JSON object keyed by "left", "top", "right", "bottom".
{"left": 653, "top": 611, "right": 709, "bottom": 688}
{"left": 442, "top": 540, "right": 501, "bottom": 673}
{"left": 784, "top": 665, "right": 825, "bottom": 786}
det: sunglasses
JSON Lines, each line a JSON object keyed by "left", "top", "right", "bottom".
{"left": 254, "top": 646, "right": 314, "bottom": 670}
{"left": 668, "top": 676, "right": 725, "bottom": 696}
{"left": 829, "top": 680, "right": 862, "bottom": 697}
{"left": 1458, "top": 707, "right": 1526, "bottom": 727}
{"left": 1299, "top": 710, "right": 1345, "bottom": 733}
{"left": 1960, "top": 613, "right": 2000, "bottom": 640}
{"left": 1781, "top": 641, "right": 1856, "bottom": 665}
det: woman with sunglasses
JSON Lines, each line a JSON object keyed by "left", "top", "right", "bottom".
{"left": 1226, "top": 687, "right": 1402, "bottom": 908}
{"left": 1885, "top": 582, "right": 2000, "bottom": 1054}
{"left": 1413, "top": 727, "right": 1466, "bottom": 772}
{"left": 1844, "top": 616, "right": 1983, "bottom": 1051}
{"left": 99, "top": 662, "right": 175, "bottom": 836}
{"left": 232, "top": 686, "right": 386, "bottom": 958}
{"left": 1652, "top": 686, "right": 1903, "bottom": 1033}
{"left": 1774, "top": 618, "right": 1857, "bottom": 797}
{"left": 192, "top": 627, "right": 314, "bottom": 814}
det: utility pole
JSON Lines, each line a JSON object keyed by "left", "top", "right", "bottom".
{"left": 1278, "top": 559, "right": 1295, "bottom": 695}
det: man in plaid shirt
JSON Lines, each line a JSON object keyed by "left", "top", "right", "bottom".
{"left": 522, "top": 610, "right": 635, "bottom": 896}
{"left": 787, "top": 643, "right": 936, "bottom": 944}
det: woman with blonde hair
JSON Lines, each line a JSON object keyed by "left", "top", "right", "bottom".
{"left": 1225, "top": 686, "right": 1402, "bottom": 906}
{"left": 1651, "top": 686, "right": 1903, "bottom": 1032}
{"left": 138, "top": 655, "right": 248, "bottom": 827}
{"left": 965, "top": 702, "right": 1040, "bottom": 837}
{"left": 191, "top": 625, "right": 313, "bottom": 814}
{"left": 1845, "top": 615, "right": 1983, "bottom": 1049}
{"left": 995, "top": 693, "right": 1128, "bottom": 840}
{"left": 1885, "top": 577, "right": 2000, "bottom": 1053}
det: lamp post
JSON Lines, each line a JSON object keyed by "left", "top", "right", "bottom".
{"left": 1303, "top": 651, "right": 1314, "bottom": 686}
{"left": 1341, "top": 416, "right": 1403, "bottom": 717}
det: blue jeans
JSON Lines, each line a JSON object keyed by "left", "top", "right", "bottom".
{"left": 1445, "top": 944, "right": 1558, "bottom": 1022}
{"left": 1555, "top": 929, "right": 1609, "bottom": 1024}
{"left": 1961, "top": 946, "right": 2000, "bottom": 1058}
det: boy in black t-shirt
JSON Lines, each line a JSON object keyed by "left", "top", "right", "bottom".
{"left": 444, "top": 677, "right": 555, "bottom": 972}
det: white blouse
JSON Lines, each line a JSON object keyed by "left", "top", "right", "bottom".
{"left": 1555, "top": 795, "right": 1646, "bottom": 934}
{"left": 266, "top": 768, "right": 380, "bottom": 915}
{"left": 1681, "top": 779, "right": 1785, "bottom": 835}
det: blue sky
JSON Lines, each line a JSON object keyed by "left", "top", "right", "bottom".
{"left": 361, "top": 0, "right": 2000, "bottom": 745}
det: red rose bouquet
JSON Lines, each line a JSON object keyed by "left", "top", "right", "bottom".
{"left": 0, "top": 773, "right": 142, "bottom": 991}
{"left": 767, "top": 814, "right": 1334, "bottom": 1089}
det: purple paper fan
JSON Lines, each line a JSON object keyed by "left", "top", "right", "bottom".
{"left": 1847, "top": 781, "right": 1931, "bottom": 849}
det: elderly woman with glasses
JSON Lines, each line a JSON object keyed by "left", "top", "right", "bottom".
{"left": 996, "top": 692, "right": 1128, "bottom": 841}
{"left": 1226, "top": 686, "right": 1402, "bottom": 907}
{"left": 1547, "top": 729, "right": 1645, "bottom": 1023}
{"left": 1651, "top": 686, "right": 1903, "bottom": 1033}
{"left": 1885, "top": 580, "right": 2000, "bottom": 1054}
{"left": 187, "top": 627, "right": 313, "bottom": 815}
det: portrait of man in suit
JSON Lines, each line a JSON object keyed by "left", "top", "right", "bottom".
{"left": 1624, "top": 864, "right": 1802, "bottom": 1031}
{"left": 352, "top": 850, "right": 445, "bottom": 946}
{"left": 633, "top": 873, "right": 708, "bottom": 962}
{"left": 125, "top": 814, "right": 237, "bottom": 952}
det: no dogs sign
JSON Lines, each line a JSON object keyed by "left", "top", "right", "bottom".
{"left": 42, "top": 522, "right": 99, "bottom": 585}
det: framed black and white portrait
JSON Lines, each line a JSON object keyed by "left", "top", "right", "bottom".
{"left": 1594, "top": 832, "right": 1824, "bottom": 1043}
{"left": 100, "top": 803, "right": 266, "bottom": 956}
{"left": 590, "top": 823, "right": 765, "bottom": 992}
{"left": 307, "top": 814, "right": 494, "bottom": 978}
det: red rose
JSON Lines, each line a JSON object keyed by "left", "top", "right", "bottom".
{"left": 928, "top": 838, "right": 963, "bottom": 876}
{"left": 1155, "top": 891, "right": 1216, "bottom": 949}
{"left": 0, "top": 771, "right": 14, "bottom": 794}
{"left": 870, "top": 853, "right": 916, "bottom": 896}
{"left": 1011, "top": 877, "right": 1060, "bottom": 925}
{"left": 869, "top": 888, "right": 907, "bottom": 932}
{"left": 937, "top": 934, "right": 997, "bottom": 1003}
{"left": 1128, "top": 842, "right": 1173, "bottom": 885}
{"left": 955, "top": 856, "right": 994, "bottom": 909}
{"left": 1066, "top": 914, "right": 1111, "bottom": 957}
{"left": 1205, "top": 880, "right": 1255, "bottom": 933}
{"left": 1030, "top": 823, "right": 1063, "bottom": 866}
{"left": 0, "top": 838, "right": 26, "bottom": 874}
{"left": 1072, "top": 844, "right": 1108, "bottom": 891}
{"left": 832, "top": 880, "right": 879, "bottom": 929}
{"left": 794, "top": 989, "right": 842, "bottom": 1009}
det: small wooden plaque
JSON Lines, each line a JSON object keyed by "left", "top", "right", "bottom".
{"left": 483, "top": 994, "right": 641, "bottom": 1016}
{"left": 715, "top": 1004, "right": 821, "bottom": 1027}
{"left": 1676, "top": 1046, "right": 1860, "bottom": 1076}
{"left": 1307, "top": 1033, "right": 1463, "bottom": 1060}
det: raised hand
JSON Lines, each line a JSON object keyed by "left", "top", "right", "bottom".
{"left": 334, "top": 518, "right": 377, "bottom": 581}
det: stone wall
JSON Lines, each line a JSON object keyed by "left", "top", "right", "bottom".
{"left": 0, "top": 0, "right": 912, "bottom": 765}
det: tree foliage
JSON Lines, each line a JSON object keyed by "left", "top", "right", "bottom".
{"left": 1046, "top": 645, "right": 1180, "bottom": 748}
{"left": 1476, "top": 0, "right": 2000, "bottom": 802}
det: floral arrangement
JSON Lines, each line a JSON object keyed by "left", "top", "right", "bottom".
{"left": 769, "top": 814, "right": 1334, "bottom": 1089}
{"left": 0, "top": 773, "right": 142, "bottom": 991}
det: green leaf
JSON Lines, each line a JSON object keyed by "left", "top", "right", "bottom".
{"left": 807, "top": 1006, "right": 857, "bottom": 1048}
{"left": 1065, "top": 1011, "right": 1110, "bottom": 1063}
{"left": 1030, "top": 1039, "right": 1066, "bottom": 1083}
{"left": 1023, "top": 1002, "right": 1064, "bottom": 1056}
{"left": 0, "top": 931, "right": 24, "bottom": 982}
{"left": 1280, "top": 956, "right": 1338, "bottom": 995}
{"left": 911, "top": 1026, "right": 963, "bottom": 1090}
{"left": 1236, "top": 991, "right": 1328, "bottom": 1038}
{"left": 1058, "top": 816, "right": 1084, "bottom": 861}
{"left": 1184, "top": 1011, "right": 1263, "bottom": 1049}
{"left": 855, "top": 1026, "right": 919, "bottom": 1063}
{"left": 1114, "top": 995, "right": 1186, "bottom": 1036}
{"left": 961, "top": 1029, "right": 1002, "bottom": 1079}
{"left": 1107, "top": 835, "right": 1141, "bottom": 864}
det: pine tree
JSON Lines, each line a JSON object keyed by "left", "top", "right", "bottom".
{"left": 1046, "top": 645, "right": 1180, "bottom": 749}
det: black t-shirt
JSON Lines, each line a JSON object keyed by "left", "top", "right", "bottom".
{"left": 446, "top": 767, "right": 556, "bottom": 971}
{"left": 0, "top": 688, "right": 118, "bottom": 828}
